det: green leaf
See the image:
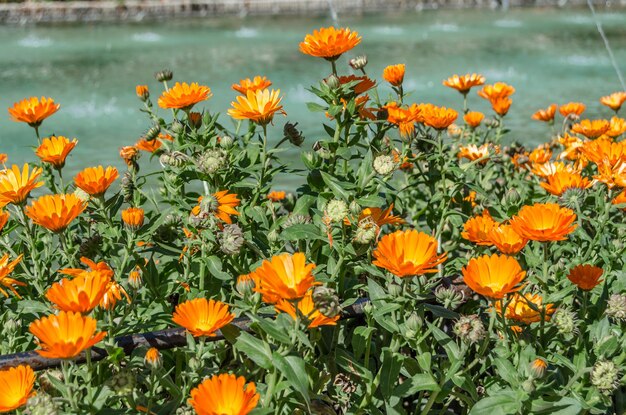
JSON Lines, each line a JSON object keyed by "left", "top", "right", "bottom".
{"left": 272, "top": 353, "right": 311, "bottom": 406}
{"left": 235, "top": 332, "right": 273, "bottom": 370}
{"left": 256, "top": 318, "right": 292, "bottom": 345}
{"left": 280, "top": 224, "right": 325, "bottom": 241}
{"left": 320, "top": 171, "right": 352, "bottom": 201}
{"left": 379, "top": 349, "right": 403, "bottom": 399}
{"left": 469, "top": 390, "right": 524, "bottom": 415}
{"left": 205, "top": 256, "right": 232, "bottom": 281}
{"left": 306, "top": 102, "right": 327, "bottom": 112}
{"left": 394, "top": 373, "right": 440, "bottom": 397}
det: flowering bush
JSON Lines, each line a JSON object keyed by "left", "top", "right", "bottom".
{"left": 1, "top": 26, "right": 626, "bottom": 415}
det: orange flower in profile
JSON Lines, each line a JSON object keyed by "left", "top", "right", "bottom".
{"left": 571, "top": 119, "right": 610, "bottom": 139}
{"left": 461, "top": 210, "right": 498, "bottom": 246}
{"left": 594, "top": 161, "right": 626, "bottom": 189}
{"left": 607, "top": 116, "right": 626, "bottom": 138}
{"left": 383, "top": 64, "right": 405, "bottom": 87}
{"left": 531, "top": 104, "right": 557, "bottom": 122}
{"left": 613, "top": 190, "right": 626, "bottom": 209}
{"left": 337, "top": 75, "right": 376, "bottom": 95}
{"left": 442, "top": 73, "right": 486, "bottom": 95}
{"left": 372, "top": 229, "right": 447, "bottom": 277}
{"left": 251, "top": 252, "right": 318, "bottom": 302}
{"left": 144, "top": 347, "right": 161, "bottom": 368}
{"left": 119, "top": 146, "right": 139, "bottom": 167}
{"left": 158, "top": 82, "right": 212, "bottom": 110}
{"left": 488, "top": 224, "right": 528, "bottom": 255}
{"left": 0, "top": 154, "right": 6, "bottom": 165}
{"left": 121, "top": 207, "right": 145, "bottom": 229}
{"left": 0, "top": 365, "right": 36, "bottom": 413}
{"left": 559, "top": 102, "right": 586, "bottom": 118}
{"left": 46, "top": 273, "right": 111, "bottom": 313}
{"left": 267, "top": 191, "right": 286, "bottom": 202}
{"left": 386, "top": 102, "right": 421, "bottom": 137}
{"left": 35, "top": 136, "right": 78, "bottom": 169}
{"left": 528, "top": 146, "right": 552, "bottom": 164}
{"left": 491, "top": 97, "right": 512, "bottom": 116}
{"left": 600, "top": 91, "right": 626, "bottom": 112}
{"left": 496, "top": 292, "right": 555, "bottom": 323}
{"left": 299, "top": 27, "right": 361, "bottom": 61}
{"left": 135, "top": 138, "right": 162, "bottom": 153}
{"left": 354, "top": 205, "right": 404, "bottom": 228}
{"left": 461, "top": 254, "right": 526, "bottom": 299}
{"left": 275, "top": 291, "right": 340, "bottom": 328}
{"left": 531, "top": 161, "right": 577, "bottom": 178}
{"left": 0, "top": 254, "right": 25, "bottom": 298}
{"left": 25, "top": 194, "right": 87, "bottom": 233}
{"left": 100, "top": 280, "right": 131, "bottom": 310}
{"left": 214, "top": 190, "right": 240, "bottom": 223}
{"left": 228, "top": 89, "right": 286, "bottom": 125}
{"left": 457, "top": 144, "right": 491, "bottom": 163}
{"left": 29, "top": 311, "right": 107, "bottom": 359}
{"left": 189, "top": 373, "right": 259, "bottom": 415}
{"left": 172, "top": 298, "right": 235, "bottom": 337}
{"left": 423, "top": 106, "right": 458, "bottom": 130}
{"left": 464, "top": 111, "right": 484, "bottom": 128}
{"left": 0, "top": 210, "right": 9, "bottom": 233}
{"left": 540, "top": 171, "right": 592, "bottom": 196}
{"left": 232, "top": 76, "right": 272, "bottom": 95}
{"left": 8, "top": 96, "right": 60, "bottom": 127}
{"left": 0, "top": 164, "right": 43, "bottom": 207}
{"left": 582, "top": 138, "right": 626, "bottom": 168}
{"left": 136, "top": 85, "right": 149, "bottom": 100}
{"left": 477, "top": 82, "right": 515, "bottom": 101}
{"left": 510, "top": 203, "right": 577, "bottom": 242}
{"left": 567, "top": 264, "right": 603, "bottom": 291}
{"left": 74, "top": 166, "right": 119, "bottom": 197}
{"left": 60, "top": 257, "right": 114, "bottom": 280}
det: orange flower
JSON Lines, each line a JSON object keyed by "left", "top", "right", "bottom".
{"left": 158, "top": 82, "right": 212, "bottom": 110}
{"left": 461, "top": 254, "right": 526, "bottom": 299}
{"left": 491, "top": 97, "right": 512, "bottom": 116}
{"left": 189, "top": 373, "right": 259, "bottom": 415}
{"left": 488, "top": 224, "right": 528, "bottom": 255}
{"left": 423, "top": 105, "right": 458, "bottom": 130}
{"left": 8, "top": 96, "right": 60, "bottom": 127}
{"left": 531, "top": 161, "right": 577, "bottom": 178}
{"left": 275, "top": 291, "right": 340, "bottom": 328}
{"left": 144, "top": 347, "right": 161, "bottom": 368}
{"left": 0, "top": 210, "right": 9, "bottom": 233}
{"left": 136, "top": 85, "right": 149, "bottom": 100}
{"left": 457, "top": 144, "right": 491, "bottom": 163}
{"left": 600, "top": 91, "right": 626, "bottom": 112}
{"left": 540, "top": 171, "right": 592, "bottom": 196}
{"left": 251, "top": 252, "right": 318, "bottom": 302}
{"left": 172, "top": 298, "right": 235, "bottom": 337}
{"left": 35, "top": 136, "right": 78, "bottom": 169}
{"left": 0, "top": 365, "right": 36, "bottom": 413}
{"left": 228, "top": 89, "right": 286, "bottom": 125}
{"left": 383, "top": 64, "right": 405, "bottom": 87}
{"left": 496, "top": 292, "right": 555, "bottom": 324}
{"left": 100, "top": 280, "right": 131, "bottom": 310}
{"left": 571, "top": 119, "right": 610, "bottom": 139}
{"left": 463, "top": 111, "right": 484, "bottom": 128}
{"left": 0, "top": 154, "right": 6, "bottom": 165}
{"left": 46, "top": 273, "right": 111, "bottom": 313}
{"left": 352, "top": 205, "right": 404, "bottom": 228}
{"left": 267, "top": 191, "right": 286, "bottom": 202}
{"left": 299, "top": 26, "right": 361, "bottom": 61}
{"left": 613, "top": 190, "right": 626, "bottom": 209}
{"left": 477, "top": 82, "right": 515, "bottom": 101}
{"left": 74, "top": 166, "right": 119, "bottom": 197}
{"left": 581, "top": 138, "right": 626, "bottom": 168}
{"left": 190, "top": 190, "right": 243, "bottom": 224}
{"left": 386, "top": 102, "right": 421, "bottom": 137}
{"left": 567, "top": 264, "right": 603, "bottom": 291}
{"left": 596, "top": 162, "right": 626, "bottom": 189}
{"left": 135, "top": 138, "right": 162, "bottom": 153}
{"left": 461, "top": 210, "right": 498, "bottom": 246}
{"left": 232, "top": 76, "right": 272, "bottom": 95}
{"left": 119, "top": 146, "right": 139, "bottom": 167}
{"left": 29, "top": 311, "right": 107, "bottom": 359}
{"left": 531, "top": 104, "right": 557, "bottom": 122}
{"left": 0, "top": 254, "right": 25, "bottom": 299}
{"left": 559, "top": 102, "right": 586, "bottom": 118}
{"left": 442, "top": 73, "right": 486, "bottom": 95}
{"left": 510, "top": 203, "right": 577, "bottom": 242}
{"left": 60, "top": 257, "right": 114, "bottom": 280}
{"left": 121, "top": 207, "right": 145, "bottom": 229}
{"left": 607, "top": 116, "right": 626, "bottom": 138}
{"left": 337, "top": 75, "right": 376, "bottom": 95}
{"left": 0, "top": 164, "right": 44, "bottom": 207}
{"left": 25, "top": 194, "right": 87, "bottom": 233}
{"left": 372, "top": 229, "right": 447, "bottom": 277}
{"left": 528, "top": 146, "right": 552, "bottom": 164}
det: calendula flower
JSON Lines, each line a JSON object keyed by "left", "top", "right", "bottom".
{"left": 464, "top": 111, "right": 484, "bottom": 128}
{"left": 60, "top": 257, "right": 115, "bottom": 280}
{"left": 121, "top": 207, "right": 145, "bottom": 229}
{"left": 74, "top": 166, "right": 118, "bottom": 197}
{"left": 457, "top": 144, "right": 491, "bottom": 163}
{"left": 540, "top": 171, "right": 592, "bottom": 196}
{"left": 119, "top": 145, "right": 139, "bottom": 167}
{"left": 461, "top": 210, "right": 498, "bottom": 246}
{"left": 251, "top": 252, "right": 318, "bottom": 303}
{"left": 46, "top": 273, "right": 111, "bottom": 313}
{"left": 299, "top": 26, "right": 361, "bottom": 61}
{"left": 267, "top": 191, "right": 286, "bottom": 202}
{"left": 128, "top": 268, "right": 142, "bottom": 290}
{"left": 531, "top": 104, "right": 557, "bottom": 122}
{"left": 531, "top": 161, "right": 577, "bottom": 178}
{"left": 8, "top": 96, "right": 60, "bottom": 127}
{"left": 0, "top": 365, "right": 36, "bottom": 413}
{"left": 510, "top": 203, "right": 577, "bottom": 242}
{"left": 496, "top": 292, "right": 555, "bottom": 323}
{"left": 172, "top": 298, "right": 235, "bottom": 337}
{"left": 477, "top": 82, "right": 515, "bottom": 101}
{"left": 136, "top": 133, "right": 172, "bottom": 153}
{"left": 158, "top": 82, "right": 212, "bottom": 110}
{"left": 383, "top": 64, "right": 405, "bottom": 87}
{"left": 423, "top": 105, "right": 458, "bottom": 130}
{"left": 571, "top": 119, "right": 610, "bottom": 139}
{"left": 386, "top": 102, "right": 421, "bottom": 137}
{"left": 100, "top": 280, "right": 131, "bottom": 310}
{"left": 0, "top": 210, "right": 8, "bottom": 233}
{"left": 442, "top": 73, "right": 486, "bottom": 95}
{"left": 600, "top": 91, "right": 626, "bottom": 112}
{"left": 136, "top": 85, "right": 149, "bottom": 101}
{"left": 193, "top": 190, "right": 240, "bottom": 224}
{"left": 188, "top": 373, "right": 259, "bottom": 415}
{"left": 372, "top": 229, "right": 447, "bottom": 277}
{"left": 350, "top": 205, "right": 404, "bottom": 228}
{"left": 462, "top": 254, "right": 526, "bottom": 299}
{"left": 559, "top": 102, "right": 586, "bottom": 118}
{"left": 607, "top": 116, "right": 626, "bottom": 138}
{"left": 275, "top": 291, "right": 340, "bottom": 328}
{"left": 0, "top": 254, "right": 25, "bottom": 298}
{"left": 35, "top": 136, "right": 78, "bottom": 169}
{"left": 337, "top": 75, "right": 376, "bottom": 95}
{"left": 25, "top": 194, "right": 87, "bottom": 233}
{"left": 232, "top": 76, "right": 272, "bottom": 95}
{"left": 144, "top": 347, "right": 162, "bottom": 369}
{"left": 29, "top": 311, "right": 107, "bottom": 359}
{"left": 567, "top": 264, "right": 603, "bottom": 290}
{"left": 528, "top": 146, "right": 552, "bottom": 164}
{"left": 582, "top": 138, "right": 626, "bottom": 168}
{"left": 488, "top": 224, "right": 528, "bottom": 255}
{"left": 491, "top": 96, "right": 512, "bottom": 116}
{"left": 0, "top": 164, "right": 44, "bottom": 207}
{"left": 228, "top": 89, "right": 286, "bottom": 125}
{"left": 613, "top": 190, "right": 626, "bottom": 209}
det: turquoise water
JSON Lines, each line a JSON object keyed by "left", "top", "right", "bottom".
{"left": 1, "top": 9, "right": 625, "bottom": 186}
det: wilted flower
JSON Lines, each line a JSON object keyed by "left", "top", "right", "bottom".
{"left": 605, "top": 294, "right": 626, "bottom": 321}
{"left": 284, "top": 122, "right": 305, "bottom": 146}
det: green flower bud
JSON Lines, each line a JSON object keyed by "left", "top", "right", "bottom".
{"left": 435, "top": 285, "right": 465, "bottom": 310}
{"left": 349, "top": 55, "right": 368, "bottom": 71}
{"left": 325, "top": 199, "right": 349, "bottom": 223}
{"left": 5, "top": 318, "right": 20, "bottom": 334}
{"left": 154, "top": 69, "right": 173, "bottom": 82}
{"left": 267, "top": 229, "right": 280, "bottom": 243}
{"left": 405, "top": 312, "right": 423, "bottom": 334}
{"left": 349, "top": 200, "right": 361, "bottom": 216}
{"left": 559, "top": 187, "right": 586, "bottom": 210}
{"left": 551, "top": 308, "right": 578, "bottom": 336}
{"left": 107, "top": 370, "right": 136, "bottom": 396}
{"left": 144, "top": 124, "right": 161, "bottom": 141}
{"left": 219, "top": 135, "right": 234, "bottom": 149}
{"left": 219, "top": 224, "right": 244, "bottom": 255}
{"left": 160, "top": 151, "right": 189, "bottom": 168}
{"left": 312, "top": 286, "right": 341, "bottom": 318}
{"left": 453, "top": 315, "right": 485, "bottom": 344}
{"left": 324, "top": 74, "right": 340, "bottom": 90}
{"left": 388, "top": 282, "right": 402, "bottom": 298}
{"left": 521, "top": 378, "right": 535, "bottom": 393}
{"left": 591, "top": 360, "right": 620, "bottom": 394}
{"left": 503, "top": 188, "right": 521, "bottom": 207}
{"left": 196, "top": 149, "right": 226, "bottom": 175}
{"left": 24, "top": 394, "right": 58, "bottom": 415}
{"left": 353, "top": 219, "right": 378, "bottom": 244}
{"left": 373, "top": 154, "right": 396, "bottom": 176}
{"left": 605, "top": 293, "right": 626, "bottom": 322}
{"left": 282, "top": 214, "right": 312, "bottom": 229}
{"left": 530, "top": 358, "right": 547, "bottom": 379}
{"left": 171, "top": 120, "right": 184, "bottom": 134}
{"left": 284, "top": 122, "right": 305, "bottom": 146}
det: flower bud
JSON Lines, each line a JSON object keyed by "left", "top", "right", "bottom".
{"left": 373, "top": 154, "right": 396, "bottom": 176}
{"left": 353, "top": 219, "right": 377, "bottom": 244}
{"left": 119, "top": 146, "right": 140, "bottom": 170}
{"left": 135, "top": 85, "right": 149, "bottom": 102}
{"left": 312, "top": 286, "right": 342, "bottom": 318}
{"left": 144, "top": 347, "right": 162, "bottom": 370}
{"left": 435, "top": 285, "right": 465, "bottom": 310}
{"left": 219, "top": 135, "right": 234, "bottom": 149}
{"left": 282, "top": 214, "right": 312, "bottom": 229}
{"left": 267, "top": 229, "right": 280, "bottom": 243}
{"left": 325, "top": 199, "right": 349, "bottom": 223}
{"left": 559, "top": 187, "right": 585, "bottom": 210}
{"left": 453, "top": 315, "right": 486, "bottom": 344}
{"left": 503, "top": 188, "right": 521, "bottom": 207}
{"left": 236, "top": 274, "right": 256, "bottom": 296}
{"left": 521, "top": 378, "right": 535, "bottom": 393}
{"left": 107, "top": 370, "right": 136, "bottom": 396}
{"left": 176, "top": 406, "right": 195, "bottom": 415}
{"left": 284, "top": 122, "right": 305, "bottom": 146}
{"left": 551, "top": 308, "right": 578, "bottom": 335}
{"left": 484, "top": 117, "right": 500, "bottom": 129}
{"left": 5, "top": 318, "right": 20, "bottom": 334}
{"left": 128, "top": 269, "right": 142, "bottom": 290}
{"left": 188, "top": 357, "right": 202, "bottom": 372}
{"left": 605, "top": 293, "right": 626, "bottom": 321}
{"left": 349, "top": 200, "right": 361, "bottom": 216}
{"left": 324, "top": 74, "right": 340, "bottom": 90}
{"left": 196, "top": 149, "right": 226, "bottom": 175}
{"left": 121, "top": 207, "right": 145, "bottom": 230}
{"left": 154, "top": 69, "right": 173, "bottom": 82}
{"left": 405, "top": 312, "right": 423, "bottom": 334}
{"left": 591, "top": 360, "right": 619, "bottom": 394}
{"left": 121, "top": 171, "right": 137, "bottom": 204}
{"left": 171, "top": 120, "right": 184, "bottom": 134}
{"left": 144, "top": 124, "right": 161, "bottom": 141}
{"left": 219, "top": 224, "right": 244, "bottom": 255}
{"left": 349, "top": 55, "right": 368, "bottom": 71}
{"left": 188, "top": 112, "right": 202, "bottom": 129}
{"left": 530, "top": 358, "right": 547, "bottom": 379}
{"left": 24, "top": 393, "right": 58, "bottom": 415}
{"left": 387, "top": 282, "right": 402, "bottom": 298}
{"left": 160, "top": 151, "right": 189, "bottom": 168}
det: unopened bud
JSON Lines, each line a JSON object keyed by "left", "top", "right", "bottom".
{"left": 551, "top": 308, "right": 578, "bottom": 335}
{"left": 236, "top": 274, "right": 256, "bottom": 296}
{"left": 284, "top": 122, "right": 305, "bottom": 146}
{"left": 144, "top": 347, "right": 162, "bottom": 370}
{"left": 219, "top": 224, "right": 244, "bottom": 255}
{"left": 530, "top": 358, "right": 547, "bottom": 379}
{"left": 154, "top": 69, "right": 173, "bottom": 82}
{"left": 591, "top": 360, "right": 619, "bottom": 394}
{"left": 324, "top": 74, "right": 340, "bottom": 90}
{"left": 267, "top": 229, "right": 280, "bottom": 243}
{"left": 453, "top": 315, "right": 485, "bottom": 344}
{"left": 349, "top": 55, "right": 368, "bottom": 71}
{"left": 219, "top": 135, "right": 234, "bottom": 149}
{"left": 373, "top": 154, "right": 396, "bottom": 176}
{"left": 312, "top": 286, "right": 342, "bottom": 318}
{"left": 325, "top": 199, "right": 348, "bottom": 223}
{"left": 605, "top": 294, "right": 626, "bottom": 321}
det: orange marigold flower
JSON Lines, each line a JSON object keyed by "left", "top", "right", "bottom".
{"left": 540, "top": 171, "right": 592, "bottom": 196}
{"left": 45, "top": 273, "right": 111, "bottom": 313}
{"left": 488, "top": 224, "right": 528, "bottom": 255}
{"left": 210, "top": 190, "right": 241, "bottom": 224}
{"left": 29, "top": 311, "right": 107, "bottom": 359}
{"left": 119, "top": 145, "right": 139, "bottom": 167}
{"left": 144, "top": 347, "right": 161, "bottom": 369}
{"left": 567, "top": 264, "right": 603, "bottom": 291}
{"left": 251, "top": 252, "right": 318, "bottom": 303}
{"left": 35, "top": 136, "right": 78, "bottom": 169}
{"left": 353, "top": 204, "right": 404, "bottom": 228}
{"left": 0, "top": 154, "right": 7, "bottom": 165}
{"left": 60, "top": 257, "right": 114, "bottom": 280}
{"left": 128, "top": 268, "right": 142, "bottom": 289}
{"left": 135, "top": 138, "right": 162, "bottom": 153}
{"left": 581, "top": 138, "right": 626, "bottom": 168}
{"left": 337, "top": 75, "right": 376, "bottom": 95}
{"left": 0, "top": 210, "right": 9, "bottom": 233}
{"left": 496, "top": 292, "right": 555, "bottom": 324}
{"left": 232, "top": 76, "right": 272, "bottom": 95}
{"left": 528, "top": 146, "right": 552, "bottom": 164}
{"left": 25, "top": 194, "right": 87, "bottom": 233}
{"left": 299, "top": 26, "right": 361, "bottom": 61}
{"left": 531, "top": 104, "right": 557, "bottom": 122}
{"left": 595, "top": 162, "right": 626, "bottom": 188}
{"left": 0, "top": 164, "right": 43, "bottom": 208}
{"left": 461, "top": 210, "right": 498, "bottom": 246}
{"left": 136, "top": 85, "right": 149, "bottom": 101}
{"left": 189, "top": 373, "right": 259, "bottom": 415}
{"left": 491, "top": 96, "right": 512, "bottom": 116}
{"left": 457, "top": 144, "right": 491, "bottom": 163}
{"left": 158, "top": 82, "right": 211, "bottom": 110}
{"left": 463, "top": 111, "right": 484, "bottom": 128}
{"left": 461, "top": 254, "right": 526, "bottom": 299}
{"left": 613, "top": 190, "right": 626, "bottom": 209}
{"left": 0, "top": 253, "right": 25, "bottom": 299}
{"left": 172, "top": 298, "right": 235, "bottom": 337}
{"left": 423, "top": 105, "right": 458, "bottom": 130}
{"left": 531, "top": 161, "right": 577, "bottom": 178}
{"left": 267, "top": 191, "right": 286, "bottom": 202}
{"left": 8, "top": 96, "right": 60, "bottom": 127}
{"left": 74, "top": 165, "right": 118, "bottom": 197}
{"left": 559, "top": 102, "right": 586, "bottom": 118}
{"left": 228, "top": 89, "right": 286, "bottom": 125}
{"left": 386, "top": 102, "right": 421, "bottom": 137}
{"left": 571, "top": 119, "right": 610, "bottom": 139}
{"left": 275, "top": 291, "right": 340, "bottom": 328}
{"left": 0, "top": 365, "right": 36, "bottom": 413}
{"left": 372, "top": 229, "right": 447, "bottom": 278}
{"left": 121, "top": 207, "right": 145, "bottom": 229}
{"left": 100, "top": 280, "right": 130, "bottom": 310}
{"left": 383, "top": 64, "right": 406, "bottom": 87}
{"left": 442, "top": 73, "right": 486, "bottom": 95}
{"left": 600, "top": 91, "right": 626, "bottom": 112}
{"left": 477, "top": 82, "right": 515, "bottom": 101}
{"left": 510, "top": 203, "right": 577, "bottom": 242}
{"left": 607, "top": 116, "right": 626, "bottom": 138}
